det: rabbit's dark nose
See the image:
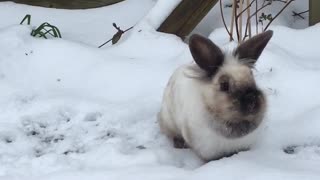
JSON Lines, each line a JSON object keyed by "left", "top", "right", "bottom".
{"left": 239, "top": 88, "right": 261, "bottom": 115}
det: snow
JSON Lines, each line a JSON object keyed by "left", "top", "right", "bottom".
{"left": 0, "top": 0, "right": 319, "bottom": 179}
{"left": 141, "top": 0, "right": 181, "bottom": 29}
{"left": 0, "top": 0, "right": 156, "bottom": 46}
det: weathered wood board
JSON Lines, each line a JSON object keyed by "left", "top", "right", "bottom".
{"left": 310, "top": 0, "right": 320, "bottom": 26}
{"left": 7, "top": 0, "right": 124, "bottom": 9}
{"left": 157, "top": 0, "right": 219, "bottom": 39}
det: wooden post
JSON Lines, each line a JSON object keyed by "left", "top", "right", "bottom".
{"left": 10, "top": 0, "right": 124, "bottom": 9}
{"left": 309, "top": 0, "right": 320, "bottom": 26}
{"left": 157, "top": 0, "right": 219, "bottom": 39}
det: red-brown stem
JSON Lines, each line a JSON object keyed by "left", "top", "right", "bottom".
{"left": 234, "top": 0, "right": 240, "bottom": 41}
{"left": 239, "top": 0, "right": 244, "bottom": 43}
{"left": 219, "top": 0, "right": 233, "bottom": 41}
{"left": 230, "top": 0, "right": 237, "bottom": 41}
{"left": 243, "top": 2, "right": 271, "bottom": 41}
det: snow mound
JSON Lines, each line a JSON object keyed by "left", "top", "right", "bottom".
{"left": 0, "top": 0, "right": 319, "bottom": 179}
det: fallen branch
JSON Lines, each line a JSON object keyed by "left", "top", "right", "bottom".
{"left": 292, "top": 10, "right": 309, "bottom": 19}
{"left": 98, "top": 23, "right": 133, "bottom": 48}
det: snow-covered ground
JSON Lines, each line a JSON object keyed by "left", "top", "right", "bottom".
{"left": 0, "top": 0, "right": 319, "bottom": 179}
{"left": 0, "top": 0, "right": 156, "bottom": 46}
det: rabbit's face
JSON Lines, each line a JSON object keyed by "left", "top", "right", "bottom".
{"left": 189, "top": 31, "right": 273, "bottom": 138}
{"left": 207, "top": 58, "right": 266, "bottom": 138}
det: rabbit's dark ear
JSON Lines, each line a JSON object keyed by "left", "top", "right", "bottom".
{"left": 235, "top": 30, "right": 273, "bottom": 66}
{"left": 189, "top": 34, "right": 224, "bottom": 76}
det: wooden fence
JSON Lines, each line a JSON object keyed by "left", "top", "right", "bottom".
{"left": 309, "top": 0, "right": 320, "bottom": 26}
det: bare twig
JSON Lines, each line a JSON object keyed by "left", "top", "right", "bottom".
{"left": 239, "top": 0, "right": 244, "bottom": 43}
{"left": 243, "top": 2, "right": 271, "bottom": 40}
{"left": 255, "top": 0, "right": 258, "bottom": 34}
{"left": 292, "top": 10, "right": 309, "bottom": 19}
{"left": 246, "top": 0, "right": 252, "bottom": 38}
{"left": 219, "top": 0, "right": 233, "bottom": 41}
{"left": 98, "top": 38, "right": 113, "bottom": 48}
{"left": 236, "top": 0, "right": 255, "bottom": 18}
{"left": 234, "top": 0, "right": 240, "bottom": 41}
{"left": 272, "top": 0, "right": 289, "bottom": 3}
{"left": 235, "top": 0, "right": 255, "bottom": 42}
{"left": 262, "top": 0, "right": 267, "bottom": 7}
{"left": 230, "top": 0, "right": 237, "bottom": 41}
{"left": 292, "top": 11, "right": 304, "bottom": 19}
{"left": 264, "top": 0, "right": 294, "bottom": 31}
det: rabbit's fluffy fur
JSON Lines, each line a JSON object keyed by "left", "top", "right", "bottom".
{"left": 158, "top": 31, "right": 273, "bottom": 161}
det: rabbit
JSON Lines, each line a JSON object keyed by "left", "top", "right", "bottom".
{"left": 158, "top": 30, "right": 273, "bottom": 161}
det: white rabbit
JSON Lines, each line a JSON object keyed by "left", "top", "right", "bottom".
{"left": 158, "top": 30, "right": 273, "bottom": 161}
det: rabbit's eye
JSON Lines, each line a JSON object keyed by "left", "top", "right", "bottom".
{"left": 220, "top": 81, "right": 229, "bottom": 92}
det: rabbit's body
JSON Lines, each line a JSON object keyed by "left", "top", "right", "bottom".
{"left": 158, "top": 31, "right": 273, "bottom": 161}
{"left": 159, "top": 63, "right": 262, "bottom": 161}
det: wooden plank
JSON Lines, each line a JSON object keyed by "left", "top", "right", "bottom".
{"left": 157, "top": 0, "right": 219, "bottom": 39}
{"left": 9, "top": 0, "right": 124, "bottom": 9}
{"left": 310, "top": 0, "right": 320, "bottom": 26}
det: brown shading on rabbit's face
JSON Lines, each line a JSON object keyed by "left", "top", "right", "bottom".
{"left": 189, "top": 30, "right": 273, "bottom": 138}
{"left": 206, "top": 60, "right": 266, "bottom": 138}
